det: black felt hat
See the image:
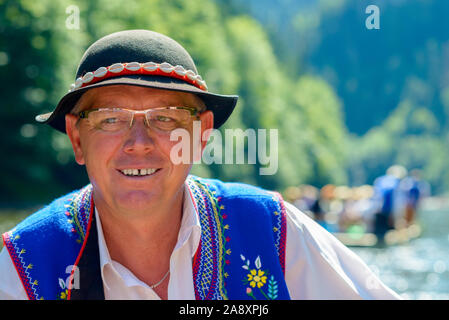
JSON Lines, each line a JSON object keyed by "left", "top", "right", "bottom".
{"left": 36, "top": 29, "right": 238, "bottom": 133}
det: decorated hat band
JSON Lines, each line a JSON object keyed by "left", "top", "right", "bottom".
{"left": 69, "top": 61, "right": 208, "bottom": 93}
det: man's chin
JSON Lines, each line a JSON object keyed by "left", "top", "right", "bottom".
{"left": 115, "top": 189, "right": 159, "bottom": 209}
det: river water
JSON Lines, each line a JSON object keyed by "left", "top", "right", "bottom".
{"left": 1, "top": 200, "right": 448, "bottom": 300}
{"left": 351, "top": 200, "right": 449, "bottom": 300}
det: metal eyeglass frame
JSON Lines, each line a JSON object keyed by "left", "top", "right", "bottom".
{"left": 78, "top": 106, "right": 200, "bottom": 130}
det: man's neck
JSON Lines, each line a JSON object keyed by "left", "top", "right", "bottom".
{"left": 93, "top": 186, "right": 185, "bottom": 296}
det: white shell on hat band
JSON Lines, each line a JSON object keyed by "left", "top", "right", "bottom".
{"left": 125, "top": 62, "right": 141, "bottom": 71}
{"left": 109, "top": 63, "right": 125, "bottom": 73}
{"left": 142, "top": 62, "right": 158, "bottom": 71}
{"left": 185, "top": 70, "right": 196, "bottom": 81}
{"left": 82, "top": 72, "right": 94, "bottom": 83}
{"left": 74, "top": 77, "right": 83, "bottom": 89}
{"left": 68, "top": 62, "right": 208, "bottom": 92}
{"left": 94, "top": 66, "right": 107, "bottom": 78}
{"left": 174, "top": 65, "right": 187, "bottom": 76}
{"left": 159, "top": 62, "right": 174, "bottom": 73}
{"left": 197, "top": 79, "right": 206, "bottom": 88}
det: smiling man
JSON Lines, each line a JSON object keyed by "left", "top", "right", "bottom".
{"left": 0, "top": 30, "right": 400, "bottom": 300}
{"left": 65, "top": 85, "right": 212, "bottom": 300}
{"left": 68, "top": 85, "right": 210, "bottom": 218}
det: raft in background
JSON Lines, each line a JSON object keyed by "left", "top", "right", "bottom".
{"left": 333, "top": 223, "right": 422, "bottom": 247}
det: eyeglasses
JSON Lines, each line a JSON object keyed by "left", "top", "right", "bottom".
{"left": 78, "top": 106, "right": 200, "bottom": 132}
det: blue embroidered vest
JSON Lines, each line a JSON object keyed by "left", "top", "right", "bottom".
{"left": 2, "top": 176, "right": 290, "bottom": 300}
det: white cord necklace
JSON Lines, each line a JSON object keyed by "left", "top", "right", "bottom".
{"left": 149, "top": 270, "right": 170, "bottom": 289}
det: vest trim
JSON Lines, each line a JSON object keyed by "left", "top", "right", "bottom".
{"left": 2, "top": 231, "right": 37, "bottom": 299}
{"left": 188, "top": 177, "right": 229, "bottom": 300}
{"left": 2, "top": 176, "right": 288, "bottom": 300}
{"left": 67, "top": 188, "right": 94, "bottom": 299}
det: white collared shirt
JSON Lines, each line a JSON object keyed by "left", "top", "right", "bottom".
{"left": 0, "top": 182, "right": 401, "bottom": 300}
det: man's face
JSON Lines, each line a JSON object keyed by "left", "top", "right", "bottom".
{"left": 65, "top": 85, "right": 213, "bottom": 216}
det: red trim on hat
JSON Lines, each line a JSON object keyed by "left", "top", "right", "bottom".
{"left": 75, "top": 62, "right": 207, "bottom": 92}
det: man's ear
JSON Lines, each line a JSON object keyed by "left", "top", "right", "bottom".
{"left": 65, "top": 114, "right": 85, "bottom": 165}
{"left": 199, "top": 110, "right": 214, "bottom": 151}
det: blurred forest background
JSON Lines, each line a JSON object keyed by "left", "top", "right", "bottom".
{"left": 1, "top": 0, "right": 448, "bottom": 207}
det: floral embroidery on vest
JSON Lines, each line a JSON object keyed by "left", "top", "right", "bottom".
{"left": 187, "top": 176, "right": 289, "bottom": 300}
{"left": 241, "top": 255, "right": 279, "bottom": 300}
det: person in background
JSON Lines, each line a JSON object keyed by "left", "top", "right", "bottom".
{"left": 399, "top": 169, "right": 430, "bottom": 226}
{"left": 372, "top": 165, "right": 407, "bottom": 240}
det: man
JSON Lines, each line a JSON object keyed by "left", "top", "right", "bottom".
{"left": 0, "top": 30, "right": 400, "bottom": 300}
{"left": 398, "top": 169, "right": 430, "bottom": 226}
{"left": 372, "top": 165, "right": 406, "bottom": 241}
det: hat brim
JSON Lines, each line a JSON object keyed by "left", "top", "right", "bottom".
{"left": 36, "top": 74, "right": 238, "bottom": 133}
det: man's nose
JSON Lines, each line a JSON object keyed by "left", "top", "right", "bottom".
{"left": 123, "top": 115, "right": 155, "bottom": 154}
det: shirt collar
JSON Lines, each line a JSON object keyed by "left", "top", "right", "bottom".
{"left": 95, "top": 181, "right": 201, "bottom": 289}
